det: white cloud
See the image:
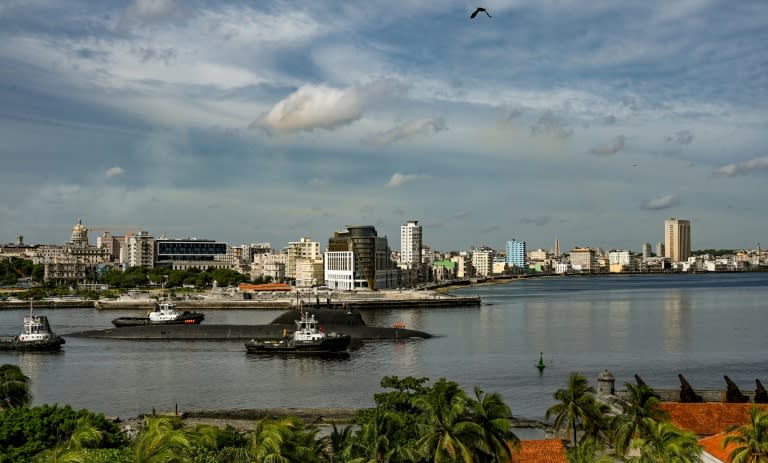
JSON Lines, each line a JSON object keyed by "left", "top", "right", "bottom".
{"left": 105, "top": 166, "right": 125, "bottom": 178}
{"left": 386, "top": 173, "right": 428, "bottom": 188}
{"left": 714, "top": 155, "right": 768, "bottom": 177}
{"left": 590, "top": 136, "right": 625, "bottom": 155}
{"left": 363, "top": 117, "right": 447, "bottom": 146}
{"left": 641, "top": 194, "right": 680, "bottom": 210}
{"left": 250, "top": 80, "right": 402, "bottom": 134}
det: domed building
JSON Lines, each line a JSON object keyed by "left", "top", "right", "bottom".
{"left": 70, "top": 219, "right": 89, "bottom": 248}
{"left": 34, "top": 219, "right": 111, "bottom": 284}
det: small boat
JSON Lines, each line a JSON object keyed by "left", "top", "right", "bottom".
{"left": 245, "top": 311, "right": 351, "bottom": 356}
{"left": 111, "top": 301, "right": 205, "bottom": 327}
{"left": 0, "top": 301, "right": 65, "bottom": 352}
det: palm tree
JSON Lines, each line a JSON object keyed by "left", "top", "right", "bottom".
{"left": 629, "top": 419, "right": 701, "bottom": 463}
{"left": 468, "top": 386, "right": 519, "bottom": 462}
{"left": 412, "top": 378, "right": 483, "bottom": 463}
{"left": 545, "top": 372, "right": 605, "bottom": 446}
{"left": 346, "top": 408, "right": 417, "bottom": 463}
{"left": 32, "top": 417, "right": 106, "bottom": 463}
{"left": 723, "top": 405, "right": 768, "bottom": 463}
{"left": 610, "top": 382, "right": 668, "bottom": 456}
{"left": 0, "top": 363, "right": 31, "bottom": 409}
{"left": 324, "top": 424, "right": 356, "bottom": 462}
{"left": 131, "top": 416, "right": 193, "bottom": 463}
{"left": 248, "top": 416, "right": 320, "bottom": 463}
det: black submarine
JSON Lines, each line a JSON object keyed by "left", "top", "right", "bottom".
{"left": 66, "top": 308, "right": 431, "bottom": 341}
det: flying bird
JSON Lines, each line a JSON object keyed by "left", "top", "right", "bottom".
{"left": 470, "top": 7, "right": 492, "bottom": 18}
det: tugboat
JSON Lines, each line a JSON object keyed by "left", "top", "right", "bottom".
{"left": 245, "top": 311, "right": 351, "bottom": 356}
{"left": 0, "top": 300, "right": 65, "bottom": 352}
{"left": 111, "top": 301, "right": 205, "bottom": 327}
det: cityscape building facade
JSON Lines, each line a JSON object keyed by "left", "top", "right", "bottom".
{"left": 505, "top": 239, "right": 526, "bottom": 268}
{"left": 665, "top": 218, "right": 692, "bottom": 263}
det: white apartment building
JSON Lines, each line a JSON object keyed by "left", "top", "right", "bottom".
{"left": 324, "top": 251, "right": 367, "bottom": 290}
{"left": 400, "top": 220, "right": 422, "bottom": 267}
{"left": 129, "top": 231, "right": 155, "bottom": 268}
{"left": 471, "top": 249, "right": 493, "bottom": 277}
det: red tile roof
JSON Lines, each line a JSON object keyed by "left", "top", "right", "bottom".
{"left": 699, "top": 432, "right": 739, "bottom": 463}
{"left": 659, "top": 403, "right": 768, "bottom": 436}
{"left": 508, "top": 439, "right": 568, "bottom": 463}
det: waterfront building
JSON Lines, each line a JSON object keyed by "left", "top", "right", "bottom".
{"left": 286, "top": 237, "right": 321, "bottom": 279}
{"left": 492, "top": 257, "right": 508, "bottom": 275}
{"left": 431, "top": 259, "right": 456, "bottom": 281}
{"left": 295, "top": 258, "right": 324, "bottom": 287}
{"left": 665, "top": 218, "right": 691, "bottom": 263}
{"left": 154, "top": 237, "right": 229, "bottom": 270}
{"left": 129, "top": 231, "right": 155, "bottom": 268}
{"left": 553, "top": 238, "right": 561, "bottom": 257}
{"left": 324, "top": 225, "right": 396, "bottom": 290}
{"left": 570, "top": 247, "right": 597, "bottom": 273}
{"left": 642, "top": 242, "right": 652, "bottom": 258}
{"left": 505, "top": 239, "right": 526, "bottom": 269}
{"left": 400, "top": 220, "right": 422, "bottom": 267}
{"left": 451, "top": 253, "right": 473, "bottom": 278}
{"left": 608, "top": 249, "right": 632, "bottom": 273}
{"left": 528, "top": 248, "right": 547, "bottom": 262}
{"left": 471, "top": 248, "right": 493, "bottom": 277}
{"left": 251, "top": 250, "right": 286, "bottom": 281}
{"left": 37, "top": 220, "right": 110, "bottom": 284}
{"left": 656, "top": 242, "right": 665, "bottom": 258}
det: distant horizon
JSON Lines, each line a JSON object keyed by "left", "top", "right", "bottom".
{"left": 1, "top": 2, "right": 766, "bottom": 251}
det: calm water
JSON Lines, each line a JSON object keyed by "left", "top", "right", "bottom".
{"left": 1, "top": 273, "right": 767, "bottom": 422}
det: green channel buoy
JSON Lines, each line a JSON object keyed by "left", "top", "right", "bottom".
{"left": 536, "top": 352, "right": 545, "bottom": 371}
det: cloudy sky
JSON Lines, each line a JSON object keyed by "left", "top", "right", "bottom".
{"left": 1, "top": 0, "right": 766, "bottom": 252}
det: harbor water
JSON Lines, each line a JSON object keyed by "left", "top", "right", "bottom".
{"left": 1, "top": 272, "right": 767, "bottom": 422}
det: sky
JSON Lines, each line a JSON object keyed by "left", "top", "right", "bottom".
{"left": 1, "top": 0, "right": 767, "bottom": 253}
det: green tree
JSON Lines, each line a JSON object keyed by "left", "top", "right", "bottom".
{"left": 566, "top": 437, "right": 613, "bottom": 463}
{"left": 0, "top": 364, "right": 31, "bottom": 409}
{"left": 629, "top": 420, "right": 701, "bottom": 463}
{"left": 723, "top": 406, "right": 768, "bottom": 463}
{"left": 247, "top": 416, "right": 320, "bottom": 463}
{"left": 0, "top": 404, "right": 124, "bottom": 463}
{"left": 347, "top": 408, "right": 416, "bottom": 463}
{"left": 130, "top": 416, "right": 193, "bottom": 463}
{"left": 468, "top": 387, "right": 519, "bottom": 463}
{"left": 610, "top": 382, "right": 668, "bottom": 457}
{"left": 412, "top": 378, "right": 482, "bottom": 463}
{"left": 545, "top": 373, "right": 605, "bottom": 446}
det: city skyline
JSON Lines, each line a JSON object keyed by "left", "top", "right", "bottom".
{"left": 1, "top": 1, "right": 767, "bottom": 250}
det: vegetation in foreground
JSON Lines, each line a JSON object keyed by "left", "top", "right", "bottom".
{"left": 3, "top": 364, "right": 768, "bottom": 462}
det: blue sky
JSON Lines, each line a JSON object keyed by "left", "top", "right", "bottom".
{"left": 1, "top": 0, "right": 766, "bottom": 252}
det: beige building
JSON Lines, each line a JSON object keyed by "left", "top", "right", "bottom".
{"left": 471, "top": 249, "right": 493, "bottom": 277}
{"left": 295, "top": 258, "right": 324, "bottom": 287}
{"left": 665, "top": 218, "right": 691, "bottom": 262}
{"left": 570, "top": 247, "right": 597, "bottom": 272}
{"left": 286, "top": 237, "right": 321, "bottom": 279}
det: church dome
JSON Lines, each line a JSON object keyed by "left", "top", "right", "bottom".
{"left": 70, "top": 219, "right": 89, "bottom": 247}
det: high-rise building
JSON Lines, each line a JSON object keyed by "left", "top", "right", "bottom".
{"left": 664, "top": 218, "right": 691, "bottom": 262}
{"left": 325, "top": 225, "right": 396, "bottom": 290}
{"left": 400, "top": 220, "right": 422, "bottom": 267}
{"left": 129, "top": 231, "right": 156, "bottom": 268}
{"left": 505, "top": 239, "right": 526, "bottom": 268}
{"left": 656, "top": 242, "right": 665, "bottom": 258}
